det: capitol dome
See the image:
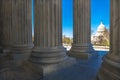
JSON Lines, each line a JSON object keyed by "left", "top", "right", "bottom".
{"left": 97, "top": 22, "right": 106, "bottom": 32}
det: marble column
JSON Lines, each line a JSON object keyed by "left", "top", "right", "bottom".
{"left": 0, "top": 25, "right": 2, "bottom": 54}
{"left": 0, "top": 32, "right": 1, "bottom": 53}
{"left": 11, "top": 0, "right": 33, "bottom": 63}
{"left": 0, "top": 0, "right": 13, "bottom": 54}
{"left": 69, "top": 0, "right": 95, "bottom": 59}
{"left": 97, "top": 0, "right": 120, "bottom": 80}
{"left": 0, "top": 9, "right": 2, "bottom": 53}
{"left": 30, "top": 0, "right": 67, "bottom": 64}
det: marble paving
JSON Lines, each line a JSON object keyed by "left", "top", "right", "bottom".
{"left": 46, "top": 51, "right": 108, "bottom": 80}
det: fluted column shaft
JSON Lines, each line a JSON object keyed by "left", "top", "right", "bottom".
{"left": 0, "top": 2, "right": 2, "bottom": 53}
{"left": 97, "top": 0, "right": 120, "bottom": 80}
{"left": 73, "top": 0, "right": 90, "bottom": 44}
{"left": 0, "top": 0, "right": 13, "bottom": 53}
{"left": 110, "top": 0, "right": 120, "bottom": 55}
{"left": 0, "top": 27, "right": 2, "bottom": 53}
{"left": 0, "top": 18, "right": 2, "bottom": 53}
{"left": 11, "top": 0, "right": 33, "bottom": 62}
{"left": 30, "top": 0, "right": 67, "bottom": 64}
{"left": 69, "top": 0, "right": 95, "bottom": 59}
{"left": 34, "top": 0, "right": 62, "bottom": 48}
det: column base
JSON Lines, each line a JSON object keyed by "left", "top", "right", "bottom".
{"left": 0, "top": 59, "right": 43, "bottom": 80}
{"left": 68, "top": 43, "right": 97, "bottom": 59}
{"left": 97, "top": 54, "right": 120, "bottom": 80}
{"left": 1, "top": 44, "right": 12, "bottom": 54}
{"left": 30, "top": 46, "right": 67, "bottom": 64}
{"left": 30, "top": 57, "right": 76, "bottom": 80}
{"left": 29, "top": 46, "right": 76, "bottom": 80}
{"left": 11, "top": 44, "right": 33, "bottom": 65}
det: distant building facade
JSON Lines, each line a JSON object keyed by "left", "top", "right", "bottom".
{"left": 91, "top": 22, "right": 109, "bottom": 46}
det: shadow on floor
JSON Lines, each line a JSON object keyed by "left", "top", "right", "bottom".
{"left": 44, "top": 51, "right": 108, "bottom": 80}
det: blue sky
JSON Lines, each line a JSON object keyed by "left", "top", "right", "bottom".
{"left": 91, "top": 0, "right": 110, "bottom": 34}
{"left": 62, "top": 0, "right": 110, "bottom": 37}
{"left": 32, "top": 0, "right": 110, "bottom": 37}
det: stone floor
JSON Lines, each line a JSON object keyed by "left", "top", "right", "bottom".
{"left": 44, "top": 51, "right": 108, "bottom": 80}
{"left": 0, "top": 51, "right": 108, "bottom": 80}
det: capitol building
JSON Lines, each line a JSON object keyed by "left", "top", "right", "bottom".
{"left": 91, "top": 22, "right": 109, "bottom": 46}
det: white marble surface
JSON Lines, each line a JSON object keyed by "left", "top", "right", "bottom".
{"left": 64, "top": 45, "right": 109, "bottom": 51}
